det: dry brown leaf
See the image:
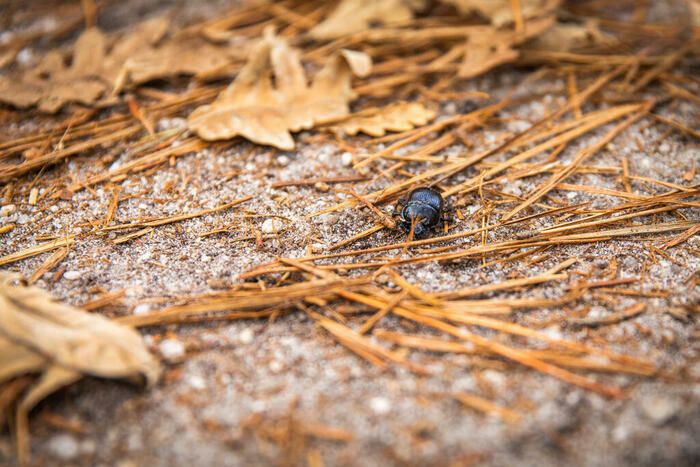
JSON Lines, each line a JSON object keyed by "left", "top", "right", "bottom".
{"left": 0, "top": 18, "right": 168, "bottom": 113}
{"left": 0, "top": 28, "right": 108, "bottom": 113}
{"left": 334, "top": 101, "right": 436, "bottom": 136}
{"left": 115, "top": 36, "right": 241, "bottom": 92}
{"left": 529, "top": 20, "right": 610, "bottom": 52}
{"left": 0, "top": 272, "right": 160, "bottom": 464}
{"left": 188, "top": 29, "right": 371, "bottom": 150}
{"left": 309, "top": 0, "right": 426, "bottom": 40}
{"left": 459, "top": 15, "right": 555, "bottom": 78}
{"left": 443, "top": 0, "right": 560, "bottom": 27}
{"left": 0, "top": 16, "right": 239, "bottom": 112}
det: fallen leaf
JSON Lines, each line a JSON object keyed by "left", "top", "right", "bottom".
{"left": 528, "top": 20, "right": 610, "bottom": 52}
{"left": 459, "top": 15, "right": 555, "bottom": 78}
{"left": 443, "top": 0, "right": 560, "bottom": 27}
{"left": 0, "top": 19, "right": 168, "bottom": 113}
{"left": 0, "top": 28, "right": 107, "bottom": 113}
{"left": 188, "top": 28, "right": 371, "bottom": 150}
{"left": 0, "top": 16, "right": 240, "bottom": 112}
{"left": 115, "top": 36, "right": 241, "bottom": 92}
{"left": 334, "top": 101, "right": 436, "bottom": 136}
{"left": 309, "top": 0, "right": 426, "bottom": 40}
{"left": 0, "top": 272, "right": 160, "bottom": 464}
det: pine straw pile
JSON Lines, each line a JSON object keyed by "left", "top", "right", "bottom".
{"left": 0, "top": 0, "right": 699, "bottom": 465}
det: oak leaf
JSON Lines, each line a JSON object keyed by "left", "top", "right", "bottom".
{"left": 0, "top": 272, "right": 160, "bottom": 464}
{"left": 309, "top": 0, "right": 426, "bottom": 40}
{"left": 0, "top": 18, "right": 168, "bottom": 113}
{"left": 187, "top": 29, "right": 371, "bottom": 150}
{"left": 528, "top": 20, "right": 610, "bottom": 52}
{"left": 334, "top": 101, "right": 436, "bottom": 136}
{"left": 459, "top": 15, "right": 555, "bottom": 78}
{"left": 115, "top": 36, "right": 240, "bottom": 92}
{"left": 443, "top": 0, "right": 560, "bottom": 27}
{"left": 0, "top": 17, "right": 239, "bottom": 112}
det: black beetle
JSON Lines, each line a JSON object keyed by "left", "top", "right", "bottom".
{"left": 395, "top": 187, "right": 444, "bottom": 238}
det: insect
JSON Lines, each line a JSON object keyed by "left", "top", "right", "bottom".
{"left": 394, "top": 187, "right": 445, "bottom": 238}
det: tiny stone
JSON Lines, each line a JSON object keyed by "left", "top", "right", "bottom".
{"left": 239, "top": 328, "right": 254, "bottom": 344}
{"left": 341, "top": 152, "right": 353, "bottom": 167}
{"left": 133, "top": 304, "right": 151, "bottom": 315}
{"left": 63, "top": 270, "right": 82, "bottom": 281}
{"left": 159, "top": 338, "right": 185, "bottom": 361}
{"left": 481, "top": 370, "right": 506, "bottom": 390}
{"left": 443, "top": 102, "right": 457, "bottom": 115}
{"left": 269, "top": 360, "right": 283, "bottom": 373}
{"left": 641, "top": 396, "right": 678, "bottom": 425}
{"left": 0, "top": 204, "right": 16, "bottom": 216}
{"left": 369, "top": 396, "right": 391, "bottom": 414}
{"left": 261, "top": 218, "right": 284, "bottom": 233}
{"left": 156, "top": 117, "right": 186, "bottom": 132}
{"left": 47, "top": 434, "right": 79, "bottom": 461}
{"left": 79, "top": 439, "right": 96, "bottom": 455}
{"left": 314, "top": 181, "right": 330, "bottom": 192}
{"left": 277, "top": 155, "right": 290, "bottom": 166}
{"left": 507, "top": 120, "right": 531, "bottom": 133}
{"left": 317, "top": 213, "right": 338, "bottom": 225}
{"left": 187, "top": 374, "right": 207, "bottom": 390}
{"left": 16, "top": 48, "right": 33, "bottom": 65}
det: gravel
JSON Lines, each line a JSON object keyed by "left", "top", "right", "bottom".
{"left": 0, "top": 1, "right": 699, "bottom": 466}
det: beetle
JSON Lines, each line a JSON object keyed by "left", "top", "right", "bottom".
{"left": 394, "top": 187, "right": 445, "bottom": 238}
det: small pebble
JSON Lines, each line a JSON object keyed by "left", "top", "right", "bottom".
{"left": 47, "top": 434, "right": 79, "bottom": 461}
{"left": 16, "top": 48, "right": 33, "bottom": 65}
{"left": 314, "top": 181, "right": 330, "bottom": 192}
{"left": 0, "top": 204, "right": 16, "bottom": 216}
{"left": 156, "top": 117, "right": 186, "bottom": 132}
{"left": 507, "top": 120, "right": 531, "bottom": 133}
{"left": 261, "top": 218, "right": 284, "bottom": 233}
{"left": 159, "top": 338, "right": 185, "bottom": 362}
{"left": 341, "top": 152, "right": 353, "bottom": 167}
{"left": 79, "top": 439, "right": 96, "bottom": 455}
{"left": 316, "top": 213, "right": 338, "bottom": 225}
{"left": 443, "top": 102, "right": 457, "bottom": 114}
{"left": 239, "top": 328, "right": 254, "bottom": 344}
{"left": 133, "top": 304, "right": 151, "bottom": 315}
{"left": 187, "top": 374, "right": 207, "bottom": 390}
{"left": 369, "top": 396, "right": 391, "bottom": 415}
{"left": 63, "top": 270, "right": 82, "bottom": 281}
{"left": 641, "top": 396, "right": 678, "bottom": 425}
{"left": 277, "top": 155, "right": 290, "bottom": 166}
{"left": 481, "top": 369, "right": 506, "bottom": 390}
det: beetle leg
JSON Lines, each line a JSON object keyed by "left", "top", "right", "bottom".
{"left": 393, "top": 197, "right": 407, "bottom": 222}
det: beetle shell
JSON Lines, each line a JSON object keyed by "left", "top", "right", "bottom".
{"left": 398, "top": 187, "right": 444, "bottom": 238}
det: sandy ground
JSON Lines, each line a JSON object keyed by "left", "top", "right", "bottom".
{"left": 1, "top": 1, "right": 699, "bottom": 466}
